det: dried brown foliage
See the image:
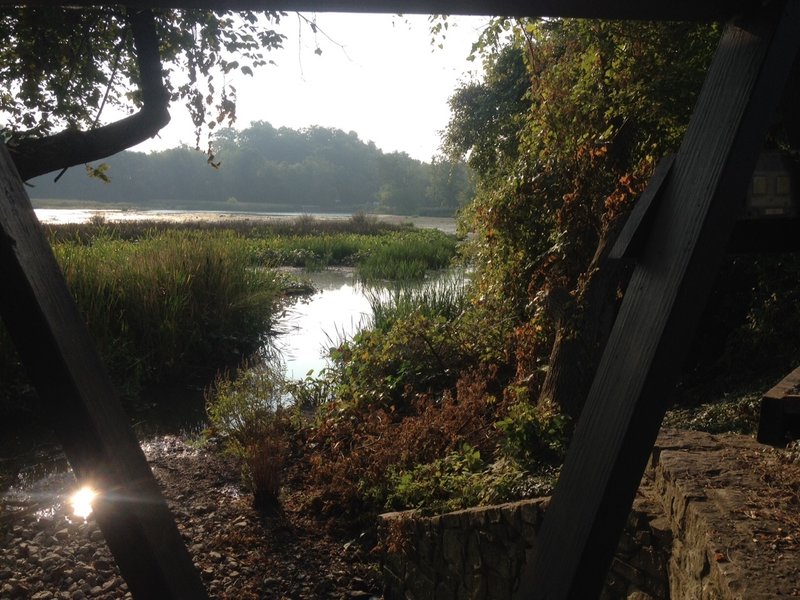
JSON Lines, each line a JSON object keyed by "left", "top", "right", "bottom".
{"left": 294, "top": 366, "right": 508, "bottom": 525}
{"left": 246, "top": 435, "right": 288, "bottom": 512}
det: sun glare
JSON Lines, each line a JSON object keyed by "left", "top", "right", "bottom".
{"left": 70, "top": 486, "right": 98, "bottom": 519}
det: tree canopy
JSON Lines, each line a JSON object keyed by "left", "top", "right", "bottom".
{"left": 446, "top": 19, "right": 721, "bottom": 417}
{"left": 0, "top": 7, "right": 285, "bottom": 179}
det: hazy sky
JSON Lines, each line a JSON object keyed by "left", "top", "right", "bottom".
{"left": 133, "top": 13, "right": 489, "bottom": 162}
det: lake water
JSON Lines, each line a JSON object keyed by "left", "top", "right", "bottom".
{"left": 272, "top": 269, "right": 372, "bottom": 380}
{"left": 33, "top": 207, "right": 458, "bottom": 234}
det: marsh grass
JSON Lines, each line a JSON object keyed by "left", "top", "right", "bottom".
{"left": 44, "top": 216, "right": 458, "bottom": 279}
{"left": 367, "top": 273, "right": 470, "bottom": 333}
{"left": 357, "top": 231, "right": 458, "bottom": 282}
{"left": 52, "top": 229, "right": 282, "bottom": 389}
{"left": 44, "top": 213, "right": 409, "bottom": 244}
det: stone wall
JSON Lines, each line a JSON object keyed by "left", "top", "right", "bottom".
{"left": 380, "top": 429, "right": 782, "bottom": 600}
{"left": 381, "top": 496, "right": 670, "bottom": 600}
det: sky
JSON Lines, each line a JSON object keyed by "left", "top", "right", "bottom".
{"left": 132, "top": 13, "right": 490, "bottom": 162}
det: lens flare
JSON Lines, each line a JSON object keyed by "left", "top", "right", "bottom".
{"left": 70, "top": 486, "right": 98, "bottom": 519}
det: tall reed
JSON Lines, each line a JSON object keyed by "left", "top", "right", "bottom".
{"left": 53, "top": 229, "right": 282, "bottom": 389}
{"left": 367, "top": 272, "right": 470, "bottom": 332}
{"left": 357, "top": 230, "right": 458, "bottom": 282}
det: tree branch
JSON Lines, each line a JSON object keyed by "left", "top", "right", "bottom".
{"left": 9, "top": 9, "right": 170, "bottom": 181}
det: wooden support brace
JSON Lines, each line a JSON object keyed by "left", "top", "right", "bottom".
{"left": 757, "top": 365, "right": 800, "bottom": 445}
{"left": 515, "top": 1, "right": 800, "bottom": 598}
{"left": 610, "top": 154, "right": 675, "bottom": 261}
{"left": 0, "top": 145, "right": 208, "bottom": 598}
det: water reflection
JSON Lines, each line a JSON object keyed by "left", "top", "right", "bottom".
{"left": 271, "top": 268, "right": 469, "bottom": 381}
{"left": 272, "top": 269, "right": 372, "bottom": 380}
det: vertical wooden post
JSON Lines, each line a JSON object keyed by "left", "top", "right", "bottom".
{"left": 0, "top": 146, "right": 208, "bottom": 598}
{"left": 516, "top": 1, "right": 800, "bottom": 598}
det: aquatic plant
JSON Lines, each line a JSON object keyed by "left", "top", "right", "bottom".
{"left": 53, "top": 229, "right": 282, "bottom": 390}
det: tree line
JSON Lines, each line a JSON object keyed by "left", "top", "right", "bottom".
{"left": 27, "top": 121, "right": 474, "bottom": 217}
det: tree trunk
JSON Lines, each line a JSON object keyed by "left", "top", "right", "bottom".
{"left": 538, "top": 221, "right": 632, "bottom": 420}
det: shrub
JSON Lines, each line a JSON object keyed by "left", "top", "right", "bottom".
{"left": 384, "top": 451, "right": 559, "bottom": 514}
{"left": 496, "top": 397, "right": 571, "bottom": 470}
{"left": 325, "top": 274, "right": 474, "bottom": 410}
{"left": 299, "top": 367, "right": 506, "bottom": 523}
{"left": 384, "top": 444, "right": 485, "bottom": 512}
{"left": 284, "top": 367, "right": 338, "bottom": 415}
{"left": 205, "top": 360, "right": 290, "bottom": 510}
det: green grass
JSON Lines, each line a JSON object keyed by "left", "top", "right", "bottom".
{"left": 43, "top": 213, "right": 410, "bottom": 244}
{"left": 11, "top": 229, "right": 284, "bottom": 398}
{"left": 45, "top": 215, "right": 459, "bottom": 281}
{"left": 356, "top": 230, "right": 459, "bottom": 282}
{"left": 367, "top": 272, "right": 470, "bottom": 333}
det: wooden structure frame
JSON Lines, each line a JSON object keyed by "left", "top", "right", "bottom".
{"left": 1, "top": 1, "right": 798, "bottom": 598}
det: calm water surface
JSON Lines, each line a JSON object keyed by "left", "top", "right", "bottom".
{"left": 33, "top": 207, "right": 458, "bottom": 234}
{"left": 273, "top": 269, "right": 372, "bottom": 380}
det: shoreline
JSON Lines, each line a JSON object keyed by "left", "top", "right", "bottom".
{"left": 32, "top": 207, "right": 458, "bottom": 234}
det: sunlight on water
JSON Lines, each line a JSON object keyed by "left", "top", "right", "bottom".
{"left": 70, "top": 486, "right": 97, "bottom": 519}
{"left": 273, "top": 270, "right": 372, "bottom": 380}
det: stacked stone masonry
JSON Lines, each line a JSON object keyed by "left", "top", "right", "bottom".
{"left": 381, "top": 429, "right": 798, "bottom": 600}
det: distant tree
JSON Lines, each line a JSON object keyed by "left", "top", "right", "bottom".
{"left": 428, "top": 157, "right": 473, "bottom": 213}
{"left": 28, "top": 122, "right": 464, "bottom": 216}
{"left": 0, "top": 7, "right": 285, "bottom": 180}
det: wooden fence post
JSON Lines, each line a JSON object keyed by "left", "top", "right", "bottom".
{"left": 0, "top": 145, "right": 208, "bottom": 598}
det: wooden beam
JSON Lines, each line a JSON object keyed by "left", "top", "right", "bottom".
{"left": 610, "top": 154, "right": 675, "bottom": 261}
{"left": 515, "top": 0, "right": 800, "bottom": 598}
{"left": 0, "top": 145, "right": 208, "bottom": 598}
{"left": 0, "top": 0, "right": 759, "bottom": 21}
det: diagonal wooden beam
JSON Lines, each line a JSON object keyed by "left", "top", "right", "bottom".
{"left": 515, "top": 0, "right": 800, "bottom": 598}
{"left": 0, "top": 0, "right": 760, "bottom": 22}
{"left": 0, "top": 145, "right": 208, "bottom": 598}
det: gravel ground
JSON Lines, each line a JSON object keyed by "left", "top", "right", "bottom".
{"left": 1, "top": 436, "right": 382, "bottom": 599}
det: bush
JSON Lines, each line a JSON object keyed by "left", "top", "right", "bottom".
{"left": 384, "top": 444, "right": 486, "bottom": 512}
{"left": 205, "top": 360, "right": 290, "bottom": 510}
{"left": 496, "top": 397, "right": 571, "bottom": 470}
{"left": 284, "top": 367, "right": 338, "bottom": 415}
{"left": 384, "top": 452, "right": 558, "bottom": 514}
{"left": 299, "top": 367, "right": 506, "bottom": 523}
{"left": 326, "top": 274, "right": 474, "bottom": 410}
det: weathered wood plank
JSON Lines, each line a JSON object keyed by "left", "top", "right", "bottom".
{"left": 609, "top": 154, "right": 675, "bottom": 261}
{"left": 757, "top": 365, "right": 800, "bottom": 445}
{"left": 515, "top": 1, "right": 800, "bottom": 598}
{"left": 0, "top": 145, "right": 208, "bottom": 598}
{"left": 0, "top": 0, "right": 759, "bottom": 22}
